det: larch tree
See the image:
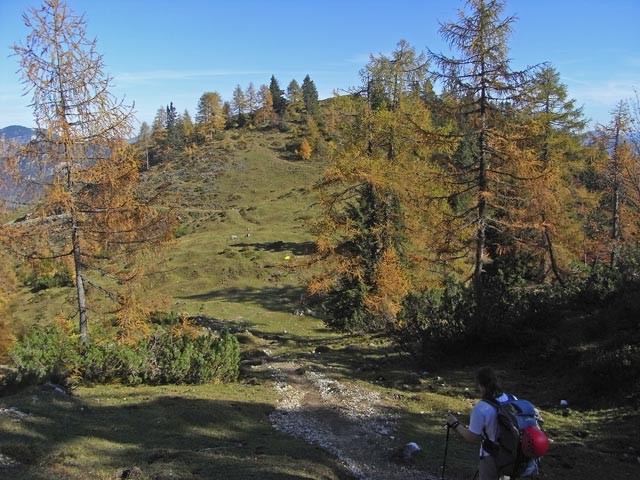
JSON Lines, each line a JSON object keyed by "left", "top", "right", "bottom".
{"left": 286, "top": 79, "right": 303, "bottom": 117}
{"left": 179, "top": 109, "right": 194, "bottom": 146}
{"left": 255, "top": 84, "right": 275, "bottom": 127}
{"left": 245, "top": 82, "right": 258, "bottom": 117}
{"left": 151, "top": 106, "right": 168, "bottom": 140}
{"left": 311, "top": 40, "right": 453, "bottom": 331}
{"left": 626, "top": 92, "right": 640, "bottom": 229}
{"left": 518, "top": 66, "right": 588, "bottom": 283}
{"left": 298, "top": 138, "right": 312, "bottom": 160}
{"left": 590, "top": 101, "right": 637, "bottom": 265}
{"left": 0, "top": 250, "right": 18, "bottom": 359}
{"left": 137, "top": 121, "right": 152, "bottom": 170}
{"left": 231, "top": 84, "right": 248, "bottom": 125}
{"left": 4, "top": 0, "right": 174, "bottom": 344}
{"left": 428, "top": 0, "right": 538, "bottom": 306}
{"left": 195, "top": 92, "right": 225, "bottom": 141}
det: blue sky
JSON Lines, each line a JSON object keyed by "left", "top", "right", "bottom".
{"left": 1, "top": 0, "right": 638, "bottom": 130}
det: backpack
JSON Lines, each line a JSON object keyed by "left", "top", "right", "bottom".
{"left": 482, "top": 395, "right": 549, "bottom": 478}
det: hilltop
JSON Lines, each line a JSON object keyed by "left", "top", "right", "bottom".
{"left": 0, "top": 125, "right": 34, "bottom": 145}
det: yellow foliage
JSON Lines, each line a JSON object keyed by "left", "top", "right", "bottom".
{"left": 115, "top": 293, "right": 152, "bottom": 344}
{"left": 0, "top": 296, "right": 15, "bottom": 361}
{"left": 0, "top": 253, "right": 17, "bottom": 359}
{"left": 364, "top": 249, "right": 411, "bottom": 321}
{"left": 298, "top": 138, "right": 313, "bottom": 160}
{"left": 54, "top": 312, "right": 76, "bottom": 335}
{"left": 171, "top": 313, "right": 199, "bottom": 339}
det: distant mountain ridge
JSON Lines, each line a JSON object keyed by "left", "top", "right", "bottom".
{"left": 0, "top": 125, "right": 34, "bottom": 144}
{"left": 1, "top": 125, "right": 140, "bottom": 145}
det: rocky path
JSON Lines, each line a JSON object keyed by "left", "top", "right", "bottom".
{"left": 265, "top": 361, "right": 438, "bottom": 480}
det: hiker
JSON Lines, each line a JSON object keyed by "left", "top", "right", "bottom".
{"left": 446, "top": 366, "right": 513, "bottom": 480}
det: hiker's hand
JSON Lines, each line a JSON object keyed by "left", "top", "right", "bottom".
{"left": 447, "top": 412, "right": 458, "bottom": 427}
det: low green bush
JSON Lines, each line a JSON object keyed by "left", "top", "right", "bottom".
{"left": 20, "top": 260, "right": 73, "bottom": 292}
{"left": 9, "top": 326, "right": 240, "bottom": 386}
{"left": 580, "top": 344, "right": 640, "bottom": 395}
{"left": 9, "top": 325, "right": 81, "bottom": 384}
{"left": 173, "top": 223, "right": 192, "bottom": 238}
{"left": 82, "top": 340, "right": 150, "bottom": 385}
{"left": 395, "top": 277, "right": 471, "bottom": 360}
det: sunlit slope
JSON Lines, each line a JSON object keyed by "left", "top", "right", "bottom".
{"left": 11, "top": 129, "right": 330, "bottom": 338}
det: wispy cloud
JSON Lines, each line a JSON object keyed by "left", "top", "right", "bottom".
{"left": 114, "top": 69, "right": 273, "bottom": 85}
{"left": 347, "top": 53, "right": 372, "bottom": 65}
{"left": 565, "top": 78, "right": 638, "bottom": 107}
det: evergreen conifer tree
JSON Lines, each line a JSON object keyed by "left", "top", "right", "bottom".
{"left": 302, "top": 74, "right": 319, "bottom": 117}
{"left": 269, "top": 75, "right": 287, "bottom": 116}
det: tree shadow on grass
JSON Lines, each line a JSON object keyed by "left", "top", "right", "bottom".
{"left": 0, "top": 387, "right": 356, "bottom": 480}
{"left": 178, "top": 285, "right": 308, "bottom": 314}
{"left": 233, "top": 240, "right": 316, "bottom": 256}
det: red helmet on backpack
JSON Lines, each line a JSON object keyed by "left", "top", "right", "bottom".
{"left": 521, "top": 426, "right": 549, "bottom": 457}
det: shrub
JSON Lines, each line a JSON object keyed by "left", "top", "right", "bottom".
{"left": 209, "top": 332, "right": 241, "bottom": 383}
{"left": 9, "top": 325, "right": 240, "bottom": 386}
{"left": 82, "top": 341, "right": 150, "bottom": 385}
{"left": 150, "top": 310, "right": 181, "bottom": 326}
{"left": 396, "top": 273, "right": 575, "bottom": 360}
{"left": 144, "top": 331, "right": 239, "bottom": 384}
{"left": 9, "top": 326, "right": 81, "bottom": 384}
{"left": 173, "top": 223, "right": 191, "bottom": 238}
{"left": 18, "top": 258, "right": 73, "bottom": 292}
{"left": 395, "top": 278, "right": 472, "bottom": 360}
{"left": 151, "top": 333, "right": 195, "bottom": 384}
{"left": 32, "top": 271, "right": 73, "bottom": 291}
{"left": 322, "top": 283, "right": 375, "bottom": 332}
{"left": 580, "top": 344, "right": 640, "bottom": 395}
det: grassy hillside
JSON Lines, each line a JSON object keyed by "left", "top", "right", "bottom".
{"left": 140, "top": 129, "right": 325, "bottom": 335}
{"left": 2, "top": 127, "right": 639, "bottom": 480}
{"left": 8, "top": 128, "right": 326, "bottom": 337}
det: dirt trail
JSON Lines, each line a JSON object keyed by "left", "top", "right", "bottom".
{"left": 266, "top": 361, "right": 437, "bottom": 480}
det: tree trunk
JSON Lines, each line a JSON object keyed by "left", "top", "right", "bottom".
{"left": 474, "top": 89, "right": 489, "bottom": 306}
{"left": 72, "top": 219, "right": 89, "bottom": 345}
{"left": 544, "top": 227, "right": 565, "bottom": 285}
{"left": 611, "top": 124, "right": 622, "bottom": 266}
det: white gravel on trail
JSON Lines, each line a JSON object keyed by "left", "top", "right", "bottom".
{"left": 267, "top": 361, "right": 438, "bottom": 480}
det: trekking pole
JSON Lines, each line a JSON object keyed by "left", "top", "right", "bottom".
{"left": 441, "top": 424, "right": 450, "bottom": 480}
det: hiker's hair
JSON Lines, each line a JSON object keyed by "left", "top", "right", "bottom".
{"left": 475, "top": 366, "right": 504, "bottom": 400}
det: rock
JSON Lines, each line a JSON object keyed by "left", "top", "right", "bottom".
{"left": 391, "top": 442, "right": 422, "bottom": 463}
{"left": 0, "top": 453, "right": 19, "bottom": 467}
{"left": 314, "top": 345, "right": 331, "bottom": 354}
{"left": 0, "top": 407, "right": 28, "bottom": 418}
{"left": 403, "top": 442, "right": 421, "bottom": 460}
{"left": 41, "top": 382, "right": 67, "bottom": 394}
{"left": 121, "top": 466, "right": 144, "bottom": 479}
{"left": 241, "top": 348, "right": 271, "bottom": 360}
{"left": 235, "top": 331, "right": 257, "bottom": 345}
{"left": 240, "top": 358, "right": 265, "bottom": 367}
{"left": 402, "top": 372, "right": 422, "bottom": 386}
